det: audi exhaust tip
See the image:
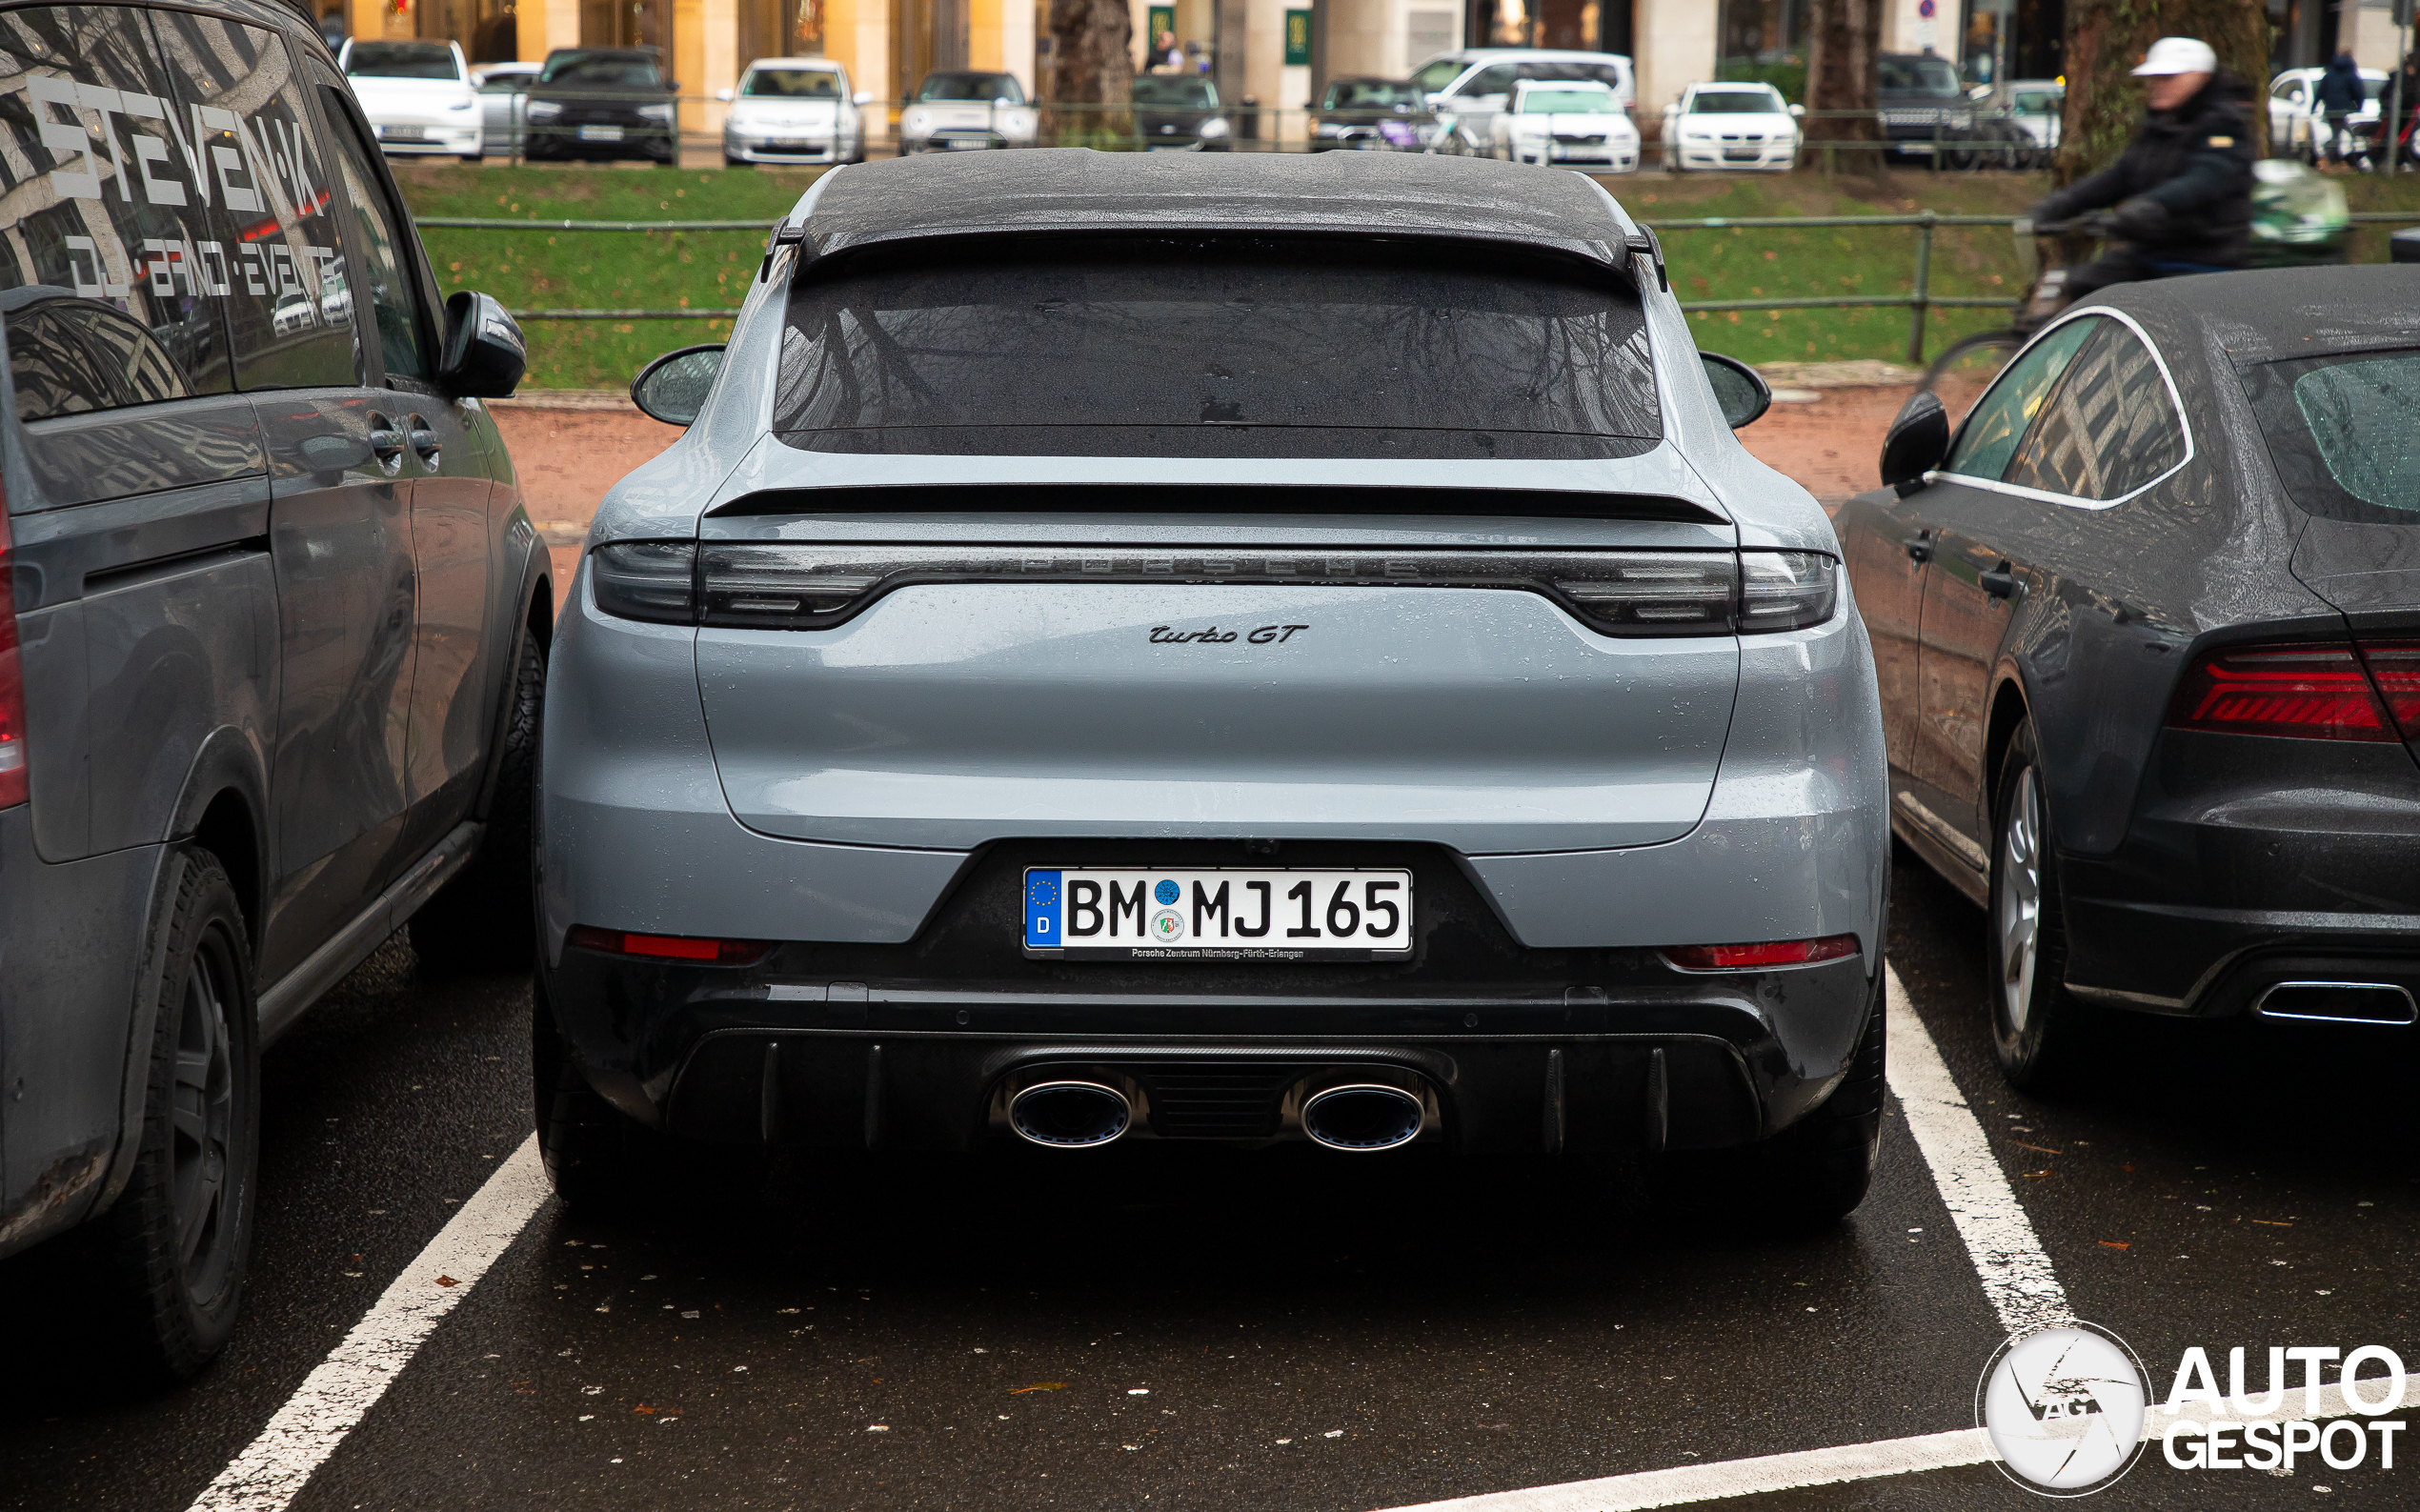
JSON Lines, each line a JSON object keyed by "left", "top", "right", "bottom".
{"left": 1008, "top": 1081, "right": 1134, "bottom": 1148}
{"left": 1301, "top": 1084, "right": 1425, "bottom": 1151}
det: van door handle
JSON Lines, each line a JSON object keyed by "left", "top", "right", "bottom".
{"left": 406, "top": 413, "right": 441, "bottom": 472}
{"left": 1904, "top": 534, "right": 1932, "bottom": 564}
{"left": 1982, "top": 566, "right": 2018, "bottom": 598}
{"left": 366, "top": 412, "right": 404, "bottom": 475}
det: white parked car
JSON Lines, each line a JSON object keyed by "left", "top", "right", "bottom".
{"left": 338, "top": 38, "right": 482, "bottom": 161}
{"left": 1490, "top": 80, "right": 1639, "bottom": 170}
{"left": 2268, "top": 66, "right": 2389, "bottom": 162}
{"left": 1660, "top": 82, "right": 1801, "bottom": 171}
{"left": 1413, "top": 49, "right": 1634, "bottom": 156}
{"left": 717, "top": 57, "right": 869, "bottom": 166}
{"left": 473, "top": 61, "right": 540, "bottom": 156}
{"left": 899, "top": 70, "right": 1039, "bottom": 153}
{"left": 2001, "top": 79, "right": 2063, "bottom": 166}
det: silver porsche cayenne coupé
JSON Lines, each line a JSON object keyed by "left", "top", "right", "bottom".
{"left": 534, "top": 150, "right": 1891, "bottom": 1228}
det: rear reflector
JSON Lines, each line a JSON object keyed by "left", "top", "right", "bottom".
{"left": 0, "top": 488, "right": 25, "bottom": 810}
{"left": 1664, "top": 934, "right": 1860, "bottom": 971}
{"left": 566, "top": 925, "right": 771, "bottom": 964}
{"left": 2167, "top": 641, "right": 2402, "bottom": 742}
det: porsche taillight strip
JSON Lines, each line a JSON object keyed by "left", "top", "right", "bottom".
{"left": 589, "top": 542, "right": 1839, "bottom": 638}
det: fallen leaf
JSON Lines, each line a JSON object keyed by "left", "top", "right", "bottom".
{"left": 434, "top": 1275, "right": 458, "bottom": 1287}
{"left": 1011, "top": 1383, "right": 1067, "bottom": 1394}
{"left": 2010, "top": 1142, "right": 2063, "bottom": 1155}
{"left": 2099, "top": 1240, "right": 2129, "bottom": 1250}
{"left": 2252, "top": 1220, "right": 2292, "bottom": 1227}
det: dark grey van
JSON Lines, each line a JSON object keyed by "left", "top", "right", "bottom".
{"left": 0, "top": 0, "right": 544, "bottom": 1379}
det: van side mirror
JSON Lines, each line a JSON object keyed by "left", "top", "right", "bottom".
{"left": 853, "top": 91, "right": 876, "bottom": 107}
{"left": 1699, "top": 352, "right": 1771, "bottom": 429}
{"left": 1880, "top": 391, "right": 1950, "bottom": 492}
{"left": 631, "top": 343, "right": 726, "bottom": 427}
{"left": 716, "top": 87, "right": 734, "bottom": 103}
{"left": 437, "top": 291, "right": 526, "bottom": 399}
{"left": 1788, "top": 103, "right": 1806, "bottom": 118}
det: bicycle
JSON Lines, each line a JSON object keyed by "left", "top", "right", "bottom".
{"left": 1916, "top": 215, "right": 2097, "bottom": 396}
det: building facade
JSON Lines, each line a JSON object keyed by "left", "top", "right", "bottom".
{"left": 340, "top": 0, "right": 2410, "bottom": 143}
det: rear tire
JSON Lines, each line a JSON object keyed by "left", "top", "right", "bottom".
{"left": 93, "top": 850, "right": 258, "bottom": 1382}
{"left": 412, "top": 628, "right": 543, "bottom": 975}
{"left": 1920, "top": 328, "right": 2022, "bottom": 396}
{"left": 1987, "top": 723, "right": 2092, "bottom": 1091}
{"left": 1673, "top": 970, "right": 1885, "bottom": 1232}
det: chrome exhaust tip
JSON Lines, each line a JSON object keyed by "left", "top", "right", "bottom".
{"left": 1007, "top": 1080, "right": 1134, "bottom": 1148}
{"left": 1301, "top": 1083, "right": 1425, "bottom": 1152}
{"left": 2254, "top": 981, "right": 2417, "bottom": 1025}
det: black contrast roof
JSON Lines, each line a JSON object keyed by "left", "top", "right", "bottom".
{"left": 2091, "top": 265, "right": 2420, "bottom": 367}
{"left": 797, "top": 149, "right": 1633, "bottom": 268}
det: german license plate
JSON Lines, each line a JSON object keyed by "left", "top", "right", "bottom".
{"left": 383, "top": 124, "right": 424, "bottom": 140}
{"left": 1024, "top": 868, "right": 1413, "bottom": 960}
{"left": 578, "top": 124, "right": 624, "bottom": 142}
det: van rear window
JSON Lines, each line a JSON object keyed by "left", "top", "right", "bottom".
{"left": 773, "top": 238, "right": 1660, "bottom": 459}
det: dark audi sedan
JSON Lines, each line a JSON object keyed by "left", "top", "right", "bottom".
{"left": 1840, "top": 267, "right": 2420, "bottom": 1089}
{"left": 1310, "top": 76, "right": 1442, "bottom": 151}
{"left": 524, "top": 47, "right": 680, "bottom": 165}
{"left": 1131, "top": 75, "right": 1232, "bottom": 150}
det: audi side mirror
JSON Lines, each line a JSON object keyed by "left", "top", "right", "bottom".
{"left": 1788, "top": 103, "right": 1806, "bottom": 118}
{"left": 437, "top": 291, "right": 526, "bottom": 399}
{"left": 1699, "top": 352, "right": 1772, "bottom": 429}
{"left": 1880, "top": 391, "right": 1950, "bottom": 492}
{"left": 631, "top": 343, "right": 726, "bottom": 427}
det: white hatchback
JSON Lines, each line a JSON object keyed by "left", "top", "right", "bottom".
{"left": 718, "top": 57, "right": 869, "bottom": 166}
{"left": 1660, "top": 82, "right": 1800, "bottom": 172}
{"left": 339, "top": 38, "right": 482, "bottom": 160}
{"left": 1490, "top": 80, "right": 1639, "bottom": 170}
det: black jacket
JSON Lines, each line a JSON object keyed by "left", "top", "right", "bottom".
{"left": 2037, "top": 70, "right": 2257, "bottom": 269}
{"left": 2316, "top": 54, "right": 2364, "bottom": 113}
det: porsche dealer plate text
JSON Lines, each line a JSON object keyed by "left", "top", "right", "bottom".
{"left": 1024, "top": 869, "right": 1413, "bottom": 959}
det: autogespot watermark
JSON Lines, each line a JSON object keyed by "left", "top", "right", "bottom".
{"left": 1979, "top": 1320, "right": 2410, "bottom": 1496}
{"left": 1977, "top": 1320, "right": 2151, "bottom": 1495}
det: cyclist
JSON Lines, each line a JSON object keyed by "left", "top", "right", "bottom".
{"left": 2027, "top": 36, "right": 2256, "bottom": 308}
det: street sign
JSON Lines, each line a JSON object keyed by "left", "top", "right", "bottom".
{"left": 1284, "top": 10, "right": 1312, "bottom": 67}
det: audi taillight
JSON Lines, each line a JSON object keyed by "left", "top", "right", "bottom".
{"left": 566, "top": 924, "right": 771, "bottom": 964}
{"left": 0, "top": 496, "right": 25, "bottom": 809}
{"left": 2352, "top": 642, "right": 2420, "bottom": 741}
{"left": 2166, "top": 642, "right": 2409, "bottom": 742}
{"left": 1664, "top": 934, "right": 1860, "bottom": 971}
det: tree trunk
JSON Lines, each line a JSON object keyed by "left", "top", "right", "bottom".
{"left": 1803, "top": 0, "right": 1885, "bottom": 174}
{"left": 2056, "top": 1, "right": 2269, "bottom": 184}
{"left": 1046, "top": 0, "right": 1135, "bottom": 146}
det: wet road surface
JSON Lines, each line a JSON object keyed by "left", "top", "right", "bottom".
{"left": 6, "top": 854, "right": 2417, "bottom": 1510}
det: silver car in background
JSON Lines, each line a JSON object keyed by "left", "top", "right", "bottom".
{"left": 719, "top": 56, "right": 869, "bottom": 166}
{"left": 535, "top": 152, "right": 1888, "bottom": 1232}
{"left": 474, "top": 60, "right": 540, "bottom": 157}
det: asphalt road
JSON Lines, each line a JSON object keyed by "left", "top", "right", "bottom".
{"left": 5, "top": 854, "right": 2417, "bottom": 1511}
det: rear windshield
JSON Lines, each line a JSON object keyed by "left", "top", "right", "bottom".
{"left": 774, "top": 238, "right": 1659, "bottom": 460}
{"left": 1688, "top": 89, "right": 1780, "bottom": 114}
{"left": 1520, "top": 88, "right": 1616, "bottom": 113}
{"left": 2243, "top": 350, "right": 2420, "bottom": 524}
{"left": 919, "top": 71, "right": 1023, "bottom": 103}
{"left": 349, "top": 42, "right": 458, "bottom": 80}
{"left": 1881, "top": 56, "right": 1962, "bottom": 95}
{"left": 1323, "top": 80, "right": 1421, "bottom": 109}
{"left": 1133, "top": 76, "right": 1217, "bottom": 108}
{"left": 745, "top": 68, "right": 844, "bottom": 98}
{"left": 540, "top": 52, "right": 662, "bottom": 87}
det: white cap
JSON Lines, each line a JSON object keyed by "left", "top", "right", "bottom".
{"left": 2132, "top": 37, "right": 2217, "bottom": 77}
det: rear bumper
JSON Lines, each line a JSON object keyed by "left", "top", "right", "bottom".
{"left": 539, "top": 945, "right": 1879, "bottom": 1154}
{"left": 2060, "top": 756, "right": 2420, "bottom": 1015}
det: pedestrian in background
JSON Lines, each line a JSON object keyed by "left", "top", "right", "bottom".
{"left": 2316, "top": 47, "right": 2364, "bottom": 170}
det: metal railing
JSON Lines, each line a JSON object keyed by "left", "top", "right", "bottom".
{"left": 415, "top": 208, "right": 2420, "bottom": 363}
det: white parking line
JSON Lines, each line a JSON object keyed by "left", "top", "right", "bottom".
{"left": 187, "top": 1135, "right": 551, "bottom": 1512}
{"left": 1365, "top": 964, "right": 2071, "bottom": 1511}
{"left": 1878, "top": 965, "right": 2070, "bottom": 1334}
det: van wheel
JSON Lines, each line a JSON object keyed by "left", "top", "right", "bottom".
{"left": 412, "top": 629, "right": 544, "bottom": 974}
{"left": 1988, "top": 723, "right": 2091, "bottom": 1091}
{"left": 95, "top": 849, "right": 258, "bottom": 1381}
{"left": 1672, "top": 967, "right": 1885, "bottom": 1232}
